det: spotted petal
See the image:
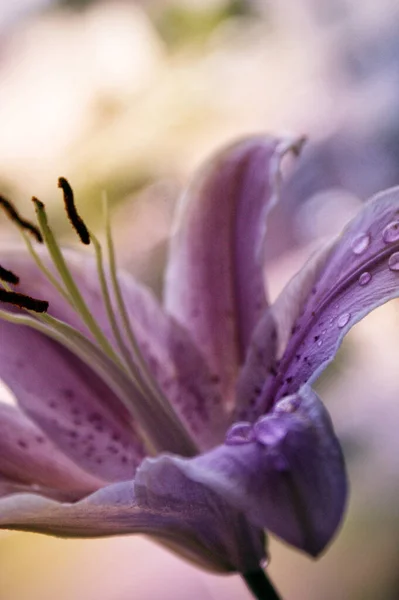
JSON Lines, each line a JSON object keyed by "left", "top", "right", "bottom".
{"left": 1, "top": 247, "right": 226, "bottom": 450}
{"left": 147, "top": 385, "right": 346, "bottom": 557}
{"left": 0, "top": 403, "right": 102, "bottom": 499}
{"left": 239, "top": 187, "right": 399, "bottom": 418}
{"left": 165, "top": 136, "right": 304, "bottom": 401}
{"left": 236, "top": 244, "right": 331, "bottom": 419}
{"left": 0, "top": 317, "right": 147, "bottom": 482}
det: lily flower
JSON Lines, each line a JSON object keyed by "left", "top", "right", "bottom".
{"left": 0, "top": 134, "right": 397, "bottom": 598}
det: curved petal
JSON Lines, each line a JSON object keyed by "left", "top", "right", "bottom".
{"left": 1, "top": 247, "right": 226, "bottom": 450}
{"left": 239, "top": 186, "right": 399, "bottom": 418}
{"left": 165, "top": 136, "right": 304, "bottom": 401}
{"left": 0, "top": 478, "right": 266, "bottom": 574}
{"left": 149, "top": 386, "right": 347, "bottom": 557}
{"left": 0, "top": 403, "right": 102, "bottom": 498}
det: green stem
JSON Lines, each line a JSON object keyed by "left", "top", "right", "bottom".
{"left": 242, "top": 570, "right": 282, "bottom": 600}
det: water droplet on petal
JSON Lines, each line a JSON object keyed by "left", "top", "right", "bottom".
{"left": 388, "top": 252, "right": 399, "bottom": 271}
{"left": 275, "top": 396, "right": 299, "bottom": 414}
{"left": 358, "top": 272, "right": 372, "bottom": 286}
{"left": 317, "top": 339, "right": 323, "bottom": 347}
{"left": 351, "top": 232, "right": 370, "bottom": 254}
{"left": 225, "top": 422, "right": 254, "bottom": 445}
{"left": 253, "top": 416, "right": 286, "bottom": 446}
{"left": 383, "top": 221, "right": 399, "bottom": 243}
{"left": 337, "top": 313, "right": 350, "bottom": 328}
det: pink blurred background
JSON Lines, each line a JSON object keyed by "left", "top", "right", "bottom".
{"left": 1, "top": 1, "right": 399, "bottom": 598}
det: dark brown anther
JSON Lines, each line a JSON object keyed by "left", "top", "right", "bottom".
{"left": 0, "top": 196, "right": 43, "bottom": 243}
{"left": 58, "top": 177, "right": 90, "bottom": 245}
{"left": 32, "top": 196, "right": 44, "bottom": 210}
{"left": 0, "top": 265, "right": 19, "bottom": 285}
{"left": 0, "top": 290, "right": 48, "bottom": 313}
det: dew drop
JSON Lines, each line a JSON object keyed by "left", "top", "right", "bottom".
{"left": 388, "top": 252, "right": 399, "bottom": 271}
{"left": 253, "top": 417, "right": 286, "bottom": 446}
{"left": 351, "top": 232, "right": 370, "bottom": 254}
{"left": 275, "top": 396, "right": 299, "bottom": 414}
{"left": 358, "top": 272, "right": 372, "bottom": 286}
{"left": 337, "top": 313, "right": 350, "bottom": 328}
{"left": 225, "top": 422, "right": 254, "bottom": 445}
{"left": 383, "top": 221, "right": 399, "bottom": 243}
{"left": 317, "top": 339, "right": 323, "bottom": 347}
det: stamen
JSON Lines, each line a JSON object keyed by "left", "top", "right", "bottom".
{"left": 0, "top": 195, "right": 43, "bottom": 243}
{"left": 103, "top": 194, "right": 178, "bottom": 416}
{"left": 0, "top": 289, "right": 48, "bottom": 312}
{"left": 90, "top": 230, "right": 145, "bottom": 385}
{"left": 20, "top": 230, "right": 72, "bottom": 305}
{"left": 58, "top": 177, "right": 90, "bottom": 245}
{"left": 0, "top": 265, "right": 19, "bottom": 285}
{"left": 32, "top": 196, "right": 124, "bottom": 367}
{"left": 0, "top": 186, "right": 198, "bottom": 456}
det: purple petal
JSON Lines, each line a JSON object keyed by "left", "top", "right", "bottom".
{"left": 239, "top": 186, "right": 399, "bottom": 418}
{"left": 0, "top": 403, "right": 102, "bottom": 498}
{"left": 0, "top": 316, "right": 146, "bottom": 482}
{"left": 158, "top": 386, "right": 347, "bottom": 557}
{"left": 271, "top": 187, "right": 399, "bottom": 404}
{"left": 2, "top": 248, "right": 226, "bottom": 449}
{"left": 235, "top": 310, "right": 277, "bottom": 420}
{"left": 236, "top": 244, "right": 331, "bottom": 420}
{"left": 165, "top": 136, "right": 304, "bottom": 401}
{"left": 120, "top": 273, "right": 228, "bottom": 449}
{"left": 135, "top": 457, "right": 266, "bottom": 573}
{"left": 0, "top": 478, "right": 265, "bottom": 574}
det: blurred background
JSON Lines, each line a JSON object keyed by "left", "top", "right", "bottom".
{"left": 1, "top": 0, "right": 399, "bottom": 598}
